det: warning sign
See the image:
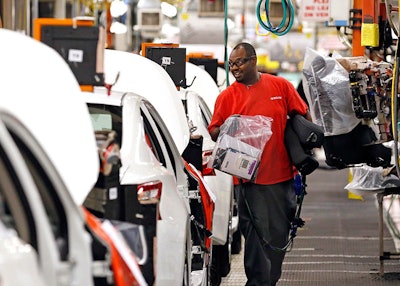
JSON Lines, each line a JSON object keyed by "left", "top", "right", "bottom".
{"left": 300, "top": 0, "right": 330, "bottom": 22}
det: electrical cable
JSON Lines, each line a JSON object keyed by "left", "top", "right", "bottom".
{"left": 256, "top": 0, "right": 295, "bottom": 36}
{"left": 240, "top": 175, "right": 306, "bottom": 253}
{"left": 224, "top": 0, "right": 230, "bottom": 88}
{"left": 390, "top": 35, "right": 400, "bottom": 178}
{"left": 379, "top": 0, "right": 400, "bottom": 250}
{"left": 336, "top": 27, "right": 352, "bottom": 50}
{"left": 390, "top": 0, "right": 400, "bottom": 177}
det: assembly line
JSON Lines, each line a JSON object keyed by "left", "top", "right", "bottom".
{"left": 2, "top": 0, "right": 400, "bottom": 285}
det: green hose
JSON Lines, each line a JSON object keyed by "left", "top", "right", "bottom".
{"left": 256, "top": 0, "right": 295, "bottom": 36}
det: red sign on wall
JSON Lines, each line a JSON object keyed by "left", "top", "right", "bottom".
{"left": 300, "top": 0, "right": 330, "bottom": 22}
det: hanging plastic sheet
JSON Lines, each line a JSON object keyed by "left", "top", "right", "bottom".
{"left": 302, "top": 47, "right": 361, "bottom": 136}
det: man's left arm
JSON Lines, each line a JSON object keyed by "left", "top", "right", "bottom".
{"left": 288, "top": 82, "right": 312, "bottom": 122}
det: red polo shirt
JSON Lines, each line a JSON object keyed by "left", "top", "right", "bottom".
{"left": 208, "top": 73, "right": 308, "bottom": 185}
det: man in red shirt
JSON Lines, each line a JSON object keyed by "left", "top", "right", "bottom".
{"left": 209, "top": 42, "right": 311, "bottom": 286}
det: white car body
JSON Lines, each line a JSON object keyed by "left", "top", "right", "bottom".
{"left": 184, "top": 62, "right": 240, "bottom": 243}
{"left": 0, "top": 29, "right": 145, "bottom": 286}
{"left": 83, "top": 90, "right": 190, "bottom": 285}
{"left": 217, "top": 66, "right": 236, "bottom": 93}
{"left": 0, "top": 220, "right": 45, "bottom": 286}
{"left": 182, "top": 63, "right": 243, "bottom": 282}
{"left": 85, "top": 49, "right": 215, "bottom": 286}
{"left": 185, "top": 62, "right": 221, "bottom": 114}
{"left": 0, "top": 28, "right": 98, "bottom": 286}
{"left": 103, "top": 49, "right": 190, "bottom": 155}
{"left": 180, "top": 88, "right": 234, "bottom": 246}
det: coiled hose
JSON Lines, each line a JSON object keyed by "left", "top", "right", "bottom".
{"left": 256, "top": 0, "right": 295, "bottom": 36}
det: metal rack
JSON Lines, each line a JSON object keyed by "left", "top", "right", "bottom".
{"left": 377, "top": 188, "right": 400, "bottom": 276}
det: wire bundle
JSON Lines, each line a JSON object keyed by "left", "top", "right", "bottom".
{"left": 256, "top": 0, "right": 295, "bottom": 36}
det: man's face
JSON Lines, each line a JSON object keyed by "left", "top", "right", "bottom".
{"left": 228, "top": 47, "right": 254, "bottom": 83}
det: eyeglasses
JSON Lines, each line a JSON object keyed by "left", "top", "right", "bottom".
{"left": 228, "top": 56, "right": 255, "bottom": 68}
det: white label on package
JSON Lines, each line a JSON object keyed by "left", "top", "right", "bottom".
{"left": 220, "top": 149, "right": 258, "bottom": 180}
{"left": 218, "top": 135, "right": 261, "bottom": 158}
{"left": 68, "top": 49, "right": 84, "bottom": 62}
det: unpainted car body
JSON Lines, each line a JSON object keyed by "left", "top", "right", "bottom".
{"left": 0, "top": 29, "right": 145, "bottom": 286}
{"left": 82, "top": 90, "right": 191, "bottom": 285}
{"left": 184, "top": 62, "right": 238, "bottom": 247}
{"left": 216, "top": 66, "right": 236, "bottom": 94}
{"left": 180, "top": 89, "right": 236, "bottom": 244}
{"left": 83, "top": 49, "right": 215, "bottom": 285}
{"left": 0, "top": 218, "right": 45, "bottom": 286}
{"left": 183, "top": 62, "right": 243, "bottom": 282}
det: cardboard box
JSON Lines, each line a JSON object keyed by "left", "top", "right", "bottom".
{"left": 220, "top": 148, "right": 259, "bottom": 180}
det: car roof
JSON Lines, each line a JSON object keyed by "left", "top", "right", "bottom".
{"left": 82, "top": 89, "right": 125, "bottom": 106}
{"left": 0, "top": 29, "right": 99, "bottom": 205}
{"left": 103, "top": 49, "right": 190, "bottom": 154}
{"left": 184, "top": 62, "right": 221, "bottom": 114}
{"left": 217, "top": 66, "right": 236, "bottom": 90}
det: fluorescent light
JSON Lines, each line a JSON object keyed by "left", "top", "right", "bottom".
{"left": 110, "top": 0, "right": 128, "bottom": 18}
{"left": 161, "top": 2, "right": 177, "bottom": 18}
{"left": 110, "top": 21, "right": 127, "bottom": 34}
{"left": 161, "top": 23, "right": 180, "bottom": 35}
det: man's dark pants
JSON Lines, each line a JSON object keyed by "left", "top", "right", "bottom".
{"left": 235, "top": 180, "right": 297, "bottom": 286}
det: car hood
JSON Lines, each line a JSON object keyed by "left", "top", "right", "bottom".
{"left": 0, "top": 29, "right": 99, "bottom": 205}
{"left": 103, "top": 49, "right": 190, "bottom": 154}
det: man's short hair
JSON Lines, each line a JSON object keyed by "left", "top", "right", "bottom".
{"left": 232, "top": 42, "right": 256, "bottom": 57}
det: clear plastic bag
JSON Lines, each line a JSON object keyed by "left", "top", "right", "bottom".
{"left": 209, "top": 115, "right": 273, "bottom": 180}
{"left": 344, "top": 165, "right": 400, "bottom": 195}
{"left": 302, "top": 47, "right": 361, "bottom": 136}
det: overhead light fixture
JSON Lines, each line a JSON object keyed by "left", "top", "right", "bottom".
{"left": 161, "top": 2, "right": 177, "bottom": 18}
{"left": 161, "top": 23, "right": 180, "bottom": 35}
{"left": 110, "top": 21, "right": 128, "bottom": 34}
{"left": 110, "top": 0, "right": 128, "bottom": 17}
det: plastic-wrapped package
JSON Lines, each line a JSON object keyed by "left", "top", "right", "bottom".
{"left": 344, "top": 165, "right": 400, "bottom": 195}
{"left": 302, "top": 47, "right": 361, "bottom": 136}
{"left": 209, "top": 115, "right": 273, "bottom": 180}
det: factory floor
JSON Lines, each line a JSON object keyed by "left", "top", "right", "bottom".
{"left": 221, "top": 167, "right": 400, "bottom": 285}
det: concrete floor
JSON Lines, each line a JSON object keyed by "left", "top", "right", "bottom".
{"left": 221, "top": 167, "right": 400, "bottom": 285}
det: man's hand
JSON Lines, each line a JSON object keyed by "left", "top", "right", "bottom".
{"left": 304, "top": 110, "right": 313, "bottom": 122}
{"left": 210, "top": 126, "right": 220, "bottom": 142}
